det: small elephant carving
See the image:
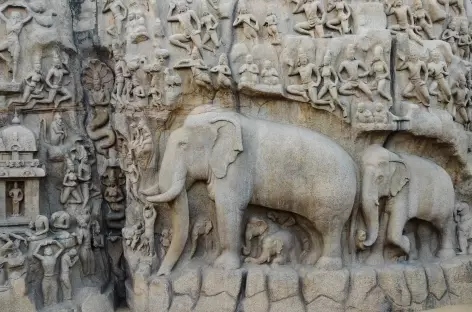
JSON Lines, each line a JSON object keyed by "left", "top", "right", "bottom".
{"left": 190, "top": 217, "right": 213, "bottom": 258}
{"left": 244, "top": 230, "right": 299, "bottom": 265}
{"left": 455, "top": 202, "right": 472, "bottom": 255}
{"left": 242, "top": 217, "right": 268, "bottom": 256}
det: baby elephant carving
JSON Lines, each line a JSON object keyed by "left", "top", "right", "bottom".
{"left": 242, "top": 217, "right": 269, "bottom": 256}
{"left": 190, "top": 217, "right": 213, "bottom": 258}
{"left": 244, "top": 230, "right": 299, "bottom": 265}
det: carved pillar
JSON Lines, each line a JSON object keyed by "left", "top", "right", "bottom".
{"left": 24, "top": 180, "right": 39, "bottom": 220}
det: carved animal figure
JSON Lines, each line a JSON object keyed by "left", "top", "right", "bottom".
{"left": 142, "top": 105, "right": 358, "bottom": 275}
{"left": 242, "top": 217, "right": 269, "bottom": 256}
{"left": 190, "top": 217, "right": 213, "bottom": 258}
{"left": 358, "top": 144, "right": 456, "bottom": 260}
{"left": 86, "top": 107, "right": 116, "bottom": 155}
{"left": 244, "top": 230, "right": 300, "bottom": 265}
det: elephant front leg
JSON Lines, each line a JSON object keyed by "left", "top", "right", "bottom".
{"left": 386, "top": 211, "right": 410, "bottom": 257}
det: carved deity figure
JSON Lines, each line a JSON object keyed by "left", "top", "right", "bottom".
{"left": 319, "top": 50, "right": 346, "bottom": 117}
{"left": 369, "top": 45, "right": 392, "bottom": 101}
{"left": 201, "top": 9, "right": 220, "bottom": 53}
{"left": 455, "top": 202, "right": 472, "bottom": 255}
{"left": 102, "top": 0, "right": 128, "bottom": 37}
{"left": 126, "top": 58, "right": 146, "bottom": 103}
{"left": 174, "top": 48, "right": 213, "bottom": 92}
{"left": 0, "top": 4, "right": 32, "bottom": 82}
{"left": 442, "top": 19, "right": 459, "bottom": 55}
{"left": 412, "top": 0, "right": 436, "bottom": 40}
{"left": 239, "top": 54, "right": 259, "bottom": 86}
{"left": 82, "top": 60, "right": 114, "bottom": 106}
{"left": 60, "top": 158, "right": 82, "bottom": 205}
{"left": 167, "top": 1, "right": 203, "bottom": 55}
{"left": 326, "top": 0, "right": 351, "bottom": 35}
{"left": 8, "top": 182, "right": 23, "bottom": 216}
{"left": 427, "top": 49, "right": 452, "bottom": 106}
{"left": 50, "top": 113, "right": 67, "bottom": 146}
{"left": 338, "top": 44, "right": 373, "bottom": 100}
{"left": 384, "top": 0, "right": 423, "bottom": 46}
{"left": 451, "top": 72, "right": 469, "bottom": 126}
{"left": 60, "top": 248, "right": 78, "bottom": 301}
{"left": 356, "top": 102, "right": 374, "bottom": 123}
{"left": 292, "top": 0, "right": 326, "bottom": 38}
{"left": 210, "top": 54, "right": 232, "bottom": 89}
{"left": 264, "top": 10, "right": 281, "bottom": 45}
{"left": 37, "top": 54, "right": 72, "bottom": 108}
{"left": 33, "top": 240, "right": 64, "bottom": 306}
{"left": 261, "top": 60, "right": 280, "bottom": 86}
{"left": 140, "top": 205, "right": 157, "bottom": 256}
{"left": 458, "top": 20, "right": 472, "bottom": 60}
{"left": 190, "top": 217, "right": 213, "bottom": 258}
{"left": 396, "top": 52, "right": 430, "bottom": 107}
{"left": 233, "top": 4, "right": 259, "bottom": 41}
{"left": 76, "top": 216, "right": 94, "bottom": 276}
{"left": 126, "top": 7, "right": 149, "bottom": 43}
{"left": 8, "top": 59, "right": 44, "bottom": 106}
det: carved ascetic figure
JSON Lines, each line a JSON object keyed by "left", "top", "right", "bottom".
{"left": 200, "top": 9, "right": 220, "bottom": 53}
{"left": 260, "top": 60, "right": 280, "bottom": 86}
{"left": 60, "top": 248, "right": 78, "bottom": 301}
{"left": 357, "top": 145, "right": 456, "bottom": 261}
{"left": 442, "top": 19, "right": 459, "bottom": 55}
{"left": 384, "top": 0, "right": 423, "bottom": 46}
{"left": 369, "top": 45, "right": 392, "bottom": 102}
{"left": 451, "top": 73, "right": 469, "bottom": 126}
{"left": 455, "top": 202, "right": 472, "bottom": 255}
{"left": 33, "top": 240, "right": 64, "bottom": 306}
{"left": 264, "top": 9, "right": 281, "bottom": 45}
{"left": 292, "top": 0, "right": 326, "bottom": 38}
{"left": 143, "top": 105, "right": 358, "bottom": 275}
{"left": 356, "top": 102, "right": 374, "bottom": 123}
{"left": 0, "top": 3, "right": 32, "bottom": 82}
{"left": 319, "top": 50, "right": 346, "bottom": 117}
{"left": 76, "top": 215, "right": 95, "bottom": 275}
{"left": 28, "top": 215, "right": 49, "bottom": 241}
{"left": 174, "top": 48, "right": 213, "bottom": 92}
{"left": 51, "top": 211, "right": 71, "bottom": 230}
{"left": 210, "top": 54, "right": 232, "bottom": 89}
{"left": 8, "top": 58, "right": 44, "bottom": 106}
{"left": 233, "top": 4, "right": 259, "bottom": 41}
{"left": 50, "top": 113, "right": 67, "bottom": 146}
{"left": 437, "top": 0, "right": 465, "bottom": 16}
{"left": 190, "top": 217, "right": 213, "bottom": 258}
{"left": 396, "top": 52, "right": 430, "bottom": 107}
{"left": 326, "top": 0, "right": 351, "bottom": 35}
{"left": 60, "top": 158, "right": 82, "bottom": 205}
{"left": 458, "top": 20, "right": 472, "bottom": 60}
{"left": 427, "top": 49, "right": 452, "bottom": 106}
{"left": 8, "top": 182, "right": 23, "bottom": 216}
{"left": 37, "top": 54, "right": 72, "bottom": 108}
{"left": 338, "top": 44, "right": 373, "bottom": 101}
{"left": 412, "top": 0, "right": 436, "bottom": 40}
{"left": 245, "top": 230, "right": 300, "bottom": 265}
{"left": 141, "top": 205, "right": 157, "bottom": 256}
{"left": 242, "top": 217, "right": 269, "bottom": 257}
{"left": 102, "top": 0, "right": 128, "bottom": 37}
{"left": 239, "top": 54, "right": 259, "bottom": 86}
{"left": 167, "top": 1, "right": 203, "bottom": 56}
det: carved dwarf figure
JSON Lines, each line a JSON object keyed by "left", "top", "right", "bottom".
{"left": 8, "top": 182, "right": 23, "bottom": 216}
{"left": 286, "top": 48, "right": 320, "bottom": 102}
{"left": 319, "top": 50, "right": 346, "bottom": 117}
{"left": 50, "top": 113, "right": 67, "bottom": 146}
{"left": 264, "top": 9, "right": 281, "bottom": 45}
{"left": 37, "top": 54, "right": 72, "bottom": 108}
{"left": 210, "top": 54, "right": 232, "bottom": 89}
{"left": 455, "top": 202, "right": 472, "bottom": 255}
{"left": 200, "top": 8, "right": 220, "bottom": 53}
{"left": 76, "top": 216, "right": 95, "bottom": 276}
{"left": 326, "top": 0, "right": 351, "bottom": 35}
{"left": 167, "top": 1, "right": 203, "bottom": 56}
{"left": 261, "top": 60, "right": 280, "bottom": 86}
{"left": 60, "top": 248, "right": 78, "bottom": 301}
{"left": 233, "top": 4, "right": 259, "bottom": 41}
{"left": 292, "top": 0, "right": 326, "bottom": 38}
{"left": 412, "top": 0, "right": 436, "bottom": 40}
{"left": 427, "top": 49, "right": 452, "bottom": 107}
{"left": 442, "top": 19, "right": 459, "bottom": 55}
{"left": 369, "top": 45, "right": 392, "bottom": 101}
{"left": 60, "top": 158, "right": 82, "bottom": 205}
{"left": 102, "top": 0, "right": 128, "bottom": 37}
{"left": 33, "top": 240, "right": 64, "bottom": 306}
{"left": 190, "top": 217, "right": 213, "bottom": 258}
{"left": 396, "top": 52, "right": 430, "bottom": 107}
{"left": 239, "top": 54, "right": 259, "bottom": 86}
{"left": 384, "top": 0, "right": 423, "bottom": 46}
{"left": 451, "top": 72, "right": 470, "bottom": 126}
{"left": 338, "top": 44, "right": 373, "bottom": 100}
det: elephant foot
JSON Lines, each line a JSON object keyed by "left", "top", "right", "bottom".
{"left": 315, "top": 256, "right": 342, "bottom": 271}
{"left": 437, "top": 248, "right": 456, "bottom": 260}
{"left": 214, "top": 251, "right": 241, "bottom": 270}
{"left": 365, "top": 253, "right": 385, "bottom": 266}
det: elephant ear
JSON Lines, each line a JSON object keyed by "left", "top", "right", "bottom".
{"left": 389, "top": 153, "right": 409, "bottom": 197}
{"left": 210, "top": 117, "right": 243, "bottom": 179}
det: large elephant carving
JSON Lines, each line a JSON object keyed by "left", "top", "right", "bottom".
{"left": 358, "top": 144, "right": 456, "bottom": 260}
{"left": 142, "top": 105, "right": 358, "bottom": 275}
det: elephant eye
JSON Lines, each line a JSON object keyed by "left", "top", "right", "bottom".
{"left": 178, "top": 141, "right": 188, "bottom": 147}
{"left": 377, "top": 175, "right": 384, "bottom": 182}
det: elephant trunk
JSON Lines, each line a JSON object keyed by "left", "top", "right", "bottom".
{"left": 242, "top": 232, "right": 253, "bottom": 256}
{"left": 359, "top": 174, "right": 379, "bottom": 249}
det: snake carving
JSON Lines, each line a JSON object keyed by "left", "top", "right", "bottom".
{"left": 86, "top": 107, "right": 116, "bottom": 155}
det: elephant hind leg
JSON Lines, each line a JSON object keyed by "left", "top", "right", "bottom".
{"left": 432, "top": 218, "right": 456, "bottom": 259}
{"left": 314, "top": 220, "right": 343, "bottom": 270}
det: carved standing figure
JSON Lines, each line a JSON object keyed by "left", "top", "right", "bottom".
{"left": 113, "top": 53, "right": 131, "bottom": 105}
{"left": 210, "top": 54, "right": 232, "bottom": 89}
{"left": 451, "top": 72, "right": 469, "bottom": 126}
{"left": 442, "top": 19, "right": 459, "bottom": 55}
{"left": 412, "top": 0, "right": 436, "bottom": 40}
{"left": 427, "top": 49, "right": 452, "bottom": 107}
{"left": 396, "top": 52, "right": 430, "bottom": 107}
{"left": 369, "top": 45, "right": 392, "bottom": 101}
{"left": 319, "top": 50, "right": 346, "bottom": 116}
{"left": 233, "top": 4, "right": 259, "bottom": 41}
{"left": 167, "top": 1, "right": 203, "bottom": 56}
{"left": 201, "top": 9, "right": 220, "bottom": 53}
{"left": 60, "top": 248, "right": 78, "bottom": 301}
{"left": 292, "top": 0, "right": 326, "bottom": 38}
{"left": 60, "top": 158, "right": 82, "bottom": 205}
{"left": 103, "top": 174, "right": 125, "bottom": 230}
{"left": 384, "top": 0, "right": 423, "bottom": 46}
{"left": 458, "top": 20, "right": 472, "bottom": 60}
{"left": 102, "top": 0, "right": 128, "bottom": 37}
{"left": 190, "top": 217, "right": 213, "bottom": 258}
{"left": 76, "top": 216, "right": 95, "bottom": 276}
{"left": 37, "top": 54, "right": 72, "bottom": 108}
{"left": 50, "top": 113, "right": 67, "bottom": 146}
{"left": 338, "top": 44, "right": 373, "bottom": 100}
{"left": 264, "top": 9, "right": 281, "bottom": 45}
{"left": 33, "top": 240, "right": 64, "bottom": 306}
{"left": 326, "top": 0, "right": 351, "bottom": 35}
{"left": 8, "top": 182, "right": 23, "bottom": 216}
{"left": 78, "top": 153, "right": 95, "bottom": 209}
{"left": 455, "top": 202, "right": 472, "bottom": 255}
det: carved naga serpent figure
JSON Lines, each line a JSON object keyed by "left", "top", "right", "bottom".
{"left": 86, "top": 107, "right": 117, "bottom": 156}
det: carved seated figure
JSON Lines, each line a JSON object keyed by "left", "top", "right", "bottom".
{"left": 455, "top": 202, "right": 472, "bottom": 255}
{"left": 127, "top": 8, "right": 149, "bottom": 43}
{"left": 51, "top": 211, "right": 72, "bottom": 240}
{"left": 384, "top": 0, "right": 423, "bottom": 46}
{"left": 210, "top": 54, "right": 232, "bottom": 90}
{"left": 356, "top": 103, "right": 374, "bottom": 123}
{"left": 261, "top": 60, "right": 280, "bottom": 86}
{"left": 27, "top": 215, "right": 50, "bottom": 241}
{"left": 238, "top": 54, "right": 259, "bottom": 87}
{"left": 373, "top": 102, "right": 388, "bottom": 124}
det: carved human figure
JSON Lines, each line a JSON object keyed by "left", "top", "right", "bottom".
{"left": 396, "top": 52, "right": 430, "bottom": 107}
{"left": 190, "top": 217, "right": 213, "bottom": 258}
{"left": 233, "top": 5, "right": 259, "bottom": 41}
{"left": 126, "top": 58, "right": 146, "bottom": 102}
{"left": 0, "top": 4, "right": 32, "bottom": 82}
{"left": 8, "top": 182, "right": 23, "bottom": 216}
{"left": 50, "top": 113, "right": 67, "bottom": 146}
{"left": 102, "top": 0, "right": 128, "bottom": 37}
{"left": 458, "top": 20, "right": 472, "bottom": 60}
{"left": 442, "top": 19, "right": 459, "bottom": 55}
{"left": 0, "top": 233, "right": 25, "bottom": 285}
{"left": 144, "top": 47, "right": 170, "bottom": 106}
{"left": 78, "top": 153, "right": 94, "bottom": 209}
{"left": 261, "top": 60, "right": 280, "bottom": 86}
{"left": 239, "top": 54, "right": 259, "bottom": 86}
{"left": 373, "top": 102, "right": 388, "bottom": 124}
{"left": 167, "top": 1, "right": 203, "bottom": 55}
{"left": 113, "top": 53, "right": 131, "bottom": 105}
{"left": 123, "top": 222, "right": 144, "bottom": 250}
{"left": 326, "top": 0, "right": 351, "bottom": 35}
{"left": 8, "top": 59, "right": 44, "bottom": 106}
{"left": 60, "top": 248, "right": 78, "bottom": 301}
{"left": 455, "top": 202, "right": 472, "bottom": 255}
{"left": 244, "top": 230, "right": 299, "bottom": 265}
{"left": 338, "top": 44, "right": 373, "bottom": 100}
{"left": 210, "top": 54, "right": 232, "bottom": 89}
{"left": 437, "top": 0, "right": 465, "bottom": 16}
{"left": 412, "top": 0, "right": 436, "bottom": 40}
{"left": 33, "top": 240, "right": 64, "bottom": 306}
{"left": 159, "top": 229, "right": 172, "bottom": 257}
{"left": 292, "top": 0, "right": 326, "bottom": 38}
{"left": 126, "top": 7, "right": 149, "bottom": 43}
{"left": 37, "top": 54, "right": 72, "bottom": 108}
{"left": 384, "top": 0, "right": 423, "bottom": 46}
{"left": 242, "top": 217, "right": 269, "bottom": 256}
{"left": 120, "top": 149, "right": 139, "bottom": 200}
{"left": 427, "top": 49, "right": 452, "bottom": 106}
{"left": 174, "top": 48, "right": 213, "bottom": 92}
{"left": 28, "top": 215, "right": 49, "bottom": 241}
{"left": 140, "top": 205, "right": 157, "bottom": 256}
{"left": 318, "top": 50, "right": 346, "bottom": 117}
{"left": 76, "top": 216, "right": 94, "bottom": 276}
{"left": 104, "top": 178, "right": 125, "bottom": 230}
{"left": 51, "top": 211, "right": 71, "bottom": 230}
{"left": 451, "top": 72, "right": 470, "bottom": 126}
{"left": 369, "top": 45, "right": 392, "bottom": 101}
{"left": 356, "top": 103, "right": 374, "bottom": 123}
{"left": 264, "top": 9, "right": 281, "bottom": 45}
{"left": 200, "top": 9, "right": 220, "bottom": 53}
{"left": 60, "top": 158, "right": 82, "bottom": 205}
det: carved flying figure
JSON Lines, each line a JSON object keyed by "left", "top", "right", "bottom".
{"left": 33, "top": 240, "right": 64, "bottom": 306}
{"left": 451, "top": 72, "right": 469, "bottom": 126}
{"left": 167, "top": 1, "right": 203, "bottom": 56}
{"left": 8, "top": 57, "right": 45, "bottom": 106}
{"left": 264, "top": 9, "right": 281, "bottom": 45}
{"left": 369, "top": 45, "right": 392, "bottom": 102}
{"left": 37, "top": 53, "right": 72, "bottom": 108}
{"left": 210, "top": 54, "right": 232, "bottom": 89}
{"left": 326, "top": 0, "right": 352, "bottom": 35}
{"left": 233, "top": 4, "right": 259, "bottom": 41}
{"left": 384, "top": 0, "right": 424, "bottom": 46}
{"left": 338, "top": 44, "right": 373, "bottom": 101}
{"left": 200, "top": 8, "right": 220, "bottom": 53}
{"left": 396, "top": 52, "right": 430, "bottom": 107}
{"left": 455, "top": 202, "right": 472, "bottom": 255}
{"left": 291, "top": 0, "right": 326, "bottom": 38}
{"left": 442, "top": 19, "right": 459, "bottom": 55}
{"left": 102, "top": 0, "right": 128, "bottom": 37}
{"left": 412, "top": 0, "right": 436, "bottom": 40}
{"left": 427, "top": 49, "right": 452, "bottom": 107}
{"left": 319, "top": 50, "right": 346, "bottom": 117}
{"left": 190, "top": 217, "right": 213, "bottom": 258}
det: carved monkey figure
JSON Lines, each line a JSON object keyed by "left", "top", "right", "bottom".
{"left": 190, "top": 217, "right": 213, "bottom": 258}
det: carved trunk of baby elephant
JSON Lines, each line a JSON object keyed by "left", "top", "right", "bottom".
{"left": 86, "top": 107, "right": 116, "bottom": 155}
{"left": 245, "top": 230, "right": 300, "bottom": 265}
